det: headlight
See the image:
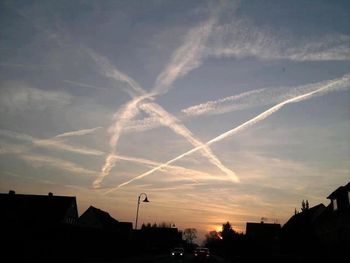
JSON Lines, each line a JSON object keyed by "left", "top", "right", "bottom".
{"left": 180, "top": 253, "right": 183, "bottom": 256}
{"left": 172, "top": 253, "right": 174, "bottom": 256}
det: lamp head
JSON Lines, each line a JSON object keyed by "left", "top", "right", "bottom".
{"left": 143, "top": 196, "right": 150, "bottom": 203}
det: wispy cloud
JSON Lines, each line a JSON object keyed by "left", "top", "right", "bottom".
{"left": 20, "top": 153, "right": 97, "bottom": 176}
{"left": 0, "top": 142, "right": 28, "bottom": 155}
{"left": 112, "top": 73, "right": 350, "bottom": 190}
{"left": 63, "top": 80, "right": 108, "bottom": 91}
{"left": 0, "top": 129, "right": 104, "bottom": 156}
{"left": 0, "top": 63, "right": 47, "bottom": 71}
{"left": 33, "top": 139, "right": 104, "bottom": 156}
{"left": 0, "top": 83, "right": 72, "bottom": 112}
{"left": 208, "top": 19, "right": 350, "bottom": 61}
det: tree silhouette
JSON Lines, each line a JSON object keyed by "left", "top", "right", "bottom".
{"left": 301, "top": 200, "right": 309, "bottom": 212}
{"left": 221, "top": 222, "right": 236, "bottom": 241}
{"left": 183, "top": 228, "right": 197, "bottom": 244}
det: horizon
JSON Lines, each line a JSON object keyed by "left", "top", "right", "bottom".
{"left": 1, "top": 0, "right": 349, "bottom": 242}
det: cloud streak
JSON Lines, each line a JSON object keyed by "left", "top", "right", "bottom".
{"left": 111, "top": 73, "right": 350, "bottom": 190}
{"left": 20, "top": 153, "right": 97, "bottom": 176}
{"left": 0, "top": 84, "right": 72, "bottom": 112}
{"left": 208, "top": 19, "right": 350, "bottom": 61}
{"left": 0, "top": 129, "right": 104, "bottom": 156}
{"left": 63, "top": 80, "right": 108, "bottom": 91}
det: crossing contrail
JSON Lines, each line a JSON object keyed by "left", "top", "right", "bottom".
{"left": 140, "top": 102, "right": 238, "bottom": 181}
{"left": 91, "top": 15, "right": 238, "bottom": 188}
{"left": 107, "top": 73, "right": 350, "bottom": 191}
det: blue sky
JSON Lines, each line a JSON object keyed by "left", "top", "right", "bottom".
{"left": 0, "top": 0, "right": 349, "bottom": 240}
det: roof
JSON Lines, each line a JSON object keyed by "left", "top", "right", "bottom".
{"left": 282, "top": 203, "right": 326, "bottom": 232}
{"left": 0, "top": 191, "right": 77, "bottom": 226}
{"left": 78, "top": 206, "right": 120, "bottom": 230}
{"left": 327, "top": 182, "right": 350, "bottom": 199}
{"left": 246, "top": 222, "right": 281, "bottom": 238}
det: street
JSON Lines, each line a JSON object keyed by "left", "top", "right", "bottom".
{"left": 113, "top": 253, "right": 231, "bottom": 263}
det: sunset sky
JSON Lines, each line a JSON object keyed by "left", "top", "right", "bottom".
{"left": 1, "top": 0, "right": 349, "bottom": 241}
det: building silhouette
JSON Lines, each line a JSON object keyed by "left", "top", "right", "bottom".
{"left": 281, "top": 182, "right": 350, "bottom": 260}
{"left": 245, "top": 221, "right": 281, "bottom": 255}
{"left": 0, "top": 190, "right": 78, "bottom": 228}
{"left": 0, "top": 191, "right": 78, "bottom": 261}
{"left": 315, "top": 182, "right": 350, "bottom": 250}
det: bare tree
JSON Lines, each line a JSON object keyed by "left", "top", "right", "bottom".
{"left": 301, "top": 200, "right": 309, "bottom": 212}
{"left": 183, "top": 228, "right": 197, "bottom": 244}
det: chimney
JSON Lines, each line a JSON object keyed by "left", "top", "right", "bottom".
{"left": 9, "top": 190, "right": 15, "bottom": 195}
{"left": 48, "top": 192, "right": 53, "bottom": 196}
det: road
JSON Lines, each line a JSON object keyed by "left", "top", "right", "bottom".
{"left": 116, "top": 253, "right": 231, "bottom": 263}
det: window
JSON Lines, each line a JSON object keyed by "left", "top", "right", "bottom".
{"left": 332, "top": 199, "right": 338, "bottom": 211}
{"left": 348, "top": 191, "right": 350, "bottom": 205}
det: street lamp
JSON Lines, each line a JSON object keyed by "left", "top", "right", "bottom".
{"left": 135, "top": 193, "right": 149, "bottom": 230}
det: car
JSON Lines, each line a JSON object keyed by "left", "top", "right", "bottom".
{"left": 171, "top": 247, "right": 185, "bottom": 258}
{"left": 193, "top": 247, "right": 210, "bottom": 261}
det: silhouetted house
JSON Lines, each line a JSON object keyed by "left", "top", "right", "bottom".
{"left": 78, "top": 205, "right": 132, "bottom": 239}
{"left": 314, "top": 182, "right": 350, "bottom": 250}
{"left": 281, "top": 203, "right": 326, "bottom": 252}
{"left": 246, "top": 222, "right": 281, "bottom": 251}
{"left": 0, "top": 191, "right": 78, "bottom": 232}
{"left": 327, "top": 182, "right": 350, "bottom": 212}
{"left": 79, "top": 206, "right": 120, "bottom": 230}
{"left": 281, "top": 181, "right": 350, "bottom": 257}
{"left": 0, "top": 191, "right": 78, "bottom": 260}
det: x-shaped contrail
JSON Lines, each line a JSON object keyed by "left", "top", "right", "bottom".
{"left": 90, "top": 16, "right": 239, "bottom": 189}
{"left": 105, "top": 73, "right": 350, "bottom": 192}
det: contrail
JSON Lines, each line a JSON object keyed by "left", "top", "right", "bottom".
{"left": 93, "top": 95, "right": 150, "bottom": 188}
{"left": 182, "top": 89, "right": 265, "bottom": 117}
{"left": 0, "top": 129, "right": 104, "bottom": 156}
{"left": 140, "top": 102, "right": 238, "bottom": 181}
{"left": 91, "top": 16, "right": 238, "bottom": 188}
{"left": 87, "top": 49, "right": 147, "bottom": 97}
{"left": 110, "top": 154, "right": 202, "bottom": 183}
{"left": 55, "top": 127, "right": 103, "bottom": 138}
{"left": 34, "top": 139, "right": 104, "bottom": 156}
{"left": 110, "top": 73, "right": 350, "bottom": 190}
{"left": 153, "top": 17, "right": 216, "bottom": 95}
{"left": 126, "top": 73, "right": 350, "bottom": 132}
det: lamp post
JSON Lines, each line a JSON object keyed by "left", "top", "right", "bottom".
{"left": 135, "top": 193, "right": 149, "bottom": 230}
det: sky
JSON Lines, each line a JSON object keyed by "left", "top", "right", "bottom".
{"left": 0, "top": 0, "right": 349, "bottom": 241}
